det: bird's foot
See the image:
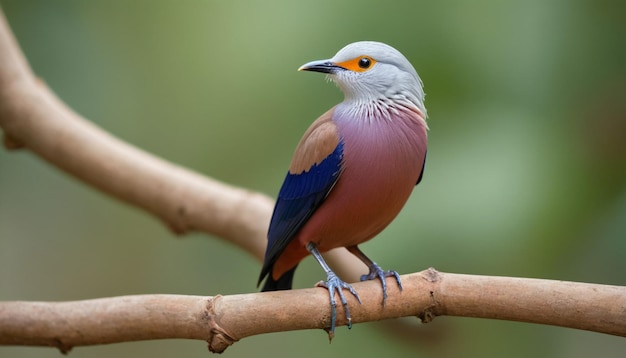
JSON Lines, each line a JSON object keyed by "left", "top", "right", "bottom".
{"left": 315, "top": 271, "right": 361, "bottom": 336}
{"left": 360, "top": 263, "right": 403, "bottom": 305}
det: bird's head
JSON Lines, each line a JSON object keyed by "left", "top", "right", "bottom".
{"left": 299, "top": 41, "right": 426, "bottom": 117}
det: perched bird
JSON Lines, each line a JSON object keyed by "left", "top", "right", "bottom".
{"left": 258, "top": 41, "right": 428, "bottom": 334}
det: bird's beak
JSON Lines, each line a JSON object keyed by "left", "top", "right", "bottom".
{"left": 298, "top": 59, "right": 345, "bottom": 74}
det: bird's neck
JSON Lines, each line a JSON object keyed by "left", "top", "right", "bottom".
{"left": 337, "top": 97, "right": 427, "bottom": 127}
{"left": 337, "top": 80, "right": 427, "bottom": 121}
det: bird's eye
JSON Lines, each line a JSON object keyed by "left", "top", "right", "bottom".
{"left": 358, "top": 57, "right": 372, "bottom": 69}
{"left": 336, "top": 56, "right": 377, "bottom": 72}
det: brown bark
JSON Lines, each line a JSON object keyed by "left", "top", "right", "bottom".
{"left": 0, "top": 6, "right": 365, "bottom": 279}
{"left": 0, "top": 6, "right": 624, "bottom": 355}
{"left": 1, "top": 270, "right": 624, "bottom": 354}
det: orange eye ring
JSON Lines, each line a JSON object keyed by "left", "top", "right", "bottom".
{"left": 336, "top": 56, "right": 377, "bottom": 73}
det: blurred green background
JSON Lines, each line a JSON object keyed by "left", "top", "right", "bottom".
{"left": 1, "top": 0, "right": 625, "bottom": 357}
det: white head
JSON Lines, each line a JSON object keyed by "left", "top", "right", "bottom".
{"left": 299, "top": 41, "right": 426, "bottom": 117}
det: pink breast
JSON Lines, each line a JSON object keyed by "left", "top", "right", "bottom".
{"left": 296, "top": 105, "right": 428, "bottom": 251}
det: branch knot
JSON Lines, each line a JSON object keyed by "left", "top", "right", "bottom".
{"left": 206, "top": 295, "right": 239, "bottom": 353}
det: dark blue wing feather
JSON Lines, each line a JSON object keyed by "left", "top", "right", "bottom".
{"left": 416, "top": 150, "right": 427, "bottom": 185}
{"left": 258, "top": 140, "right": 344, "bottom": 286}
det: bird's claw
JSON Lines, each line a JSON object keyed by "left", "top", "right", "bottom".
{"left": 316, "top": 272, "right": 361, "bottom": 335}
{"left": 360, "top": 263, "right": 403, "bottom": 305}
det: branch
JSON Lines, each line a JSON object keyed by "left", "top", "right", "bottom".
{"left": 1, "top": 6, "right": 625, "bottom": 355}
{"left": 0, "top": 7, "right": 365, "bottom": 279}
{"left": 0, "top": 7, "right": 270, "bottom": 258}
{"left": 1, "top": 269, "right": 624, "bottom": 354}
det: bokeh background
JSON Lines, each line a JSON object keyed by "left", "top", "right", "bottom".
{"left": 1, "top": 1, "right": 625, "bottom": 357}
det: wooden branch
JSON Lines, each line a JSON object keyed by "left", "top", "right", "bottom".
{"left": 1, "top": 6, "right": 625, "bottom": 355}
{"left": 1, "top": 269, "right": 624, "bottom": 354}
{"left": 0, "top": 7, "right": 366, "bottom": 279}
{"left": 0, "top": 7, "right": 270, "bottom": 259}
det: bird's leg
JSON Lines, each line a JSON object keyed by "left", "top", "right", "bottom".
{"left": 346, "top": 245, "right": 402, "bottom": 305}
{"left": 306, "top": 242, "right": 361, "bottom": 335}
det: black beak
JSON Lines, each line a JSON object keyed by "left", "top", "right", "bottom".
{"left": 298, "top": 60, "right": 345, "bottom": 74}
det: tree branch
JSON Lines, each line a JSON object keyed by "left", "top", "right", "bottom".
{"left": 0, "top": 6, "right": 270, "bottom": 259}
{"left": 1, "top": 269, "right": 624, "bottom": 354}
{"left": 0, "top": 7, "right": 366, "bottom": 280}
{"left": 1, "top": 6, "right": 625, "bottom": 355}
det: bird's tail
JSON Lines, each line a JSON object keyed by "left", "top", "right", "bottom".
{"left": 260, "top": 266, "right": 298, "bottom": 291}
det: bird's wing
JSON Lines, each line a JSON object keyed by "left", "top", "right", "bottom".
{"left": 416, "top": 150, "right": 427, "bottom": 185}
{"left": 259, "top": 108, "right": 343, "bottom": 284}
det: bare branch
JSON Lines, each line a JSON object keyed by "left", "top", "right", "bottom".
{"left": 0, "top": 7, "right": 367, "bottom": 278}
{"left": 1, "top": 6, "right": 625, "bottom": 355}
{"left": 0, "top": 8, "right": 269, "bottom": 259}
{"left": 1, "top": 269, "right": 624, "bottom": 354}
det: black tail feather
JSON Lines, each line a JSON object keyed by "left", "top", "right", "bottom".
{"left": 260, "top": 266, "right": 298, "bottom": 291}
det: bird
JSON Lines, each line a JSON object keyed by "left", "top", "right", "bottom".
{"left": 258, "top": 41, "right": 428, "bottom": 335}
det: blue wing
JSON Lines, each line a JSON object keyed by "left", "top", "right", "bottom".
{"left": 258, "top": 140, "right": 344, "bottom": 285}
{"left": 416, "top": 150, "right": 427, "bottom": 185}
